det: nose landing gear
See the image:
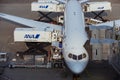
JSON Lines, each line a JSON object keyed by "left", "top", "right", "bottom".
{"left": 73, "top": 74, "right": 80, "bottom": 80}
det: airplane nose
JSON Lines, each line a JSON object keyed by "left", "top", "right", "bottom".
{"left": 66, "top": 61, "right": 88, "bottom": 74}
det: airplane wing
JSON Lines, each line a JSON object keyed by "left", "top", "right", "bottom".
{"left": 0, "top": 13, "right": 62, "bottom": 32}
{"left": 79, "top": 0, "right": 89, "bottom": 3}
{"left": 55, "top": 0, "right": 67, "bottom": 4}
{"left": 93, "top": 20, "right": 120, "bottom": 27}
{"left": 90, "top": 38, "right": 115, "bottom": 45}
{"left": 90, "top": 20, "right": 120, "bottom": 45}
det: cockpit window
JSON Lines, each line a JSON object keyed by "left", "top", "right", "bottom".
{"left": 78, "top": 54, "right": 82, "bottom": 60}
{"left": 83, "top": 53, "right": 86, "bottom": 58}
{"left": 73, "top": 54, "right": 77, "bottom": 60}
{"left": 68, "top": 53, "right": 72, "bottom": 58}
{"left": 68, "top": 53, "right": 87, "bottom": 60}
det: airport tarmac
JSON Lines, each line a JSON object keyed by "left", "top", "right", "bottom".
{"left": 0, "top": 0, "right": 120, "bottom": 80}
{"left": 0, "top": 61, "right": 118, "bottom": 80}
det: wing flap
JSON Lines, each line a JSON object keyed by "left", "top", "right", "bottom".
{"left": 93, "top": 20, "right": 120, "bottom": 27}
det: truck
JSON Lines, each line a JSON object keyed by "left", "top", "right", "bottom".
{"left": 83, "top": 1, "right": 111, "bottom": 12}
{"left": 0, "top": 52, "right": 7, "bottom": 62}
{"left": 31, "top": 2, "right": 64, "bottom": 12}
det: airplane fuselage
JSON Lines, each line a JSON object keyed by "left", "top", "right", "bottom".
{"left": 62, "top": 0, "right": 89, "bottom": 74}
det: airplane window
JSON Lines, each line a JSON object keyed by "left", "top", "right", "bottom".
{"left": 68, "top": 53, "right": 72, "bottom": 58}
{"left": 78, "top": 54, "right": 82, "bottom": 60}
{"left": 83, "top": 53, "right": 86, "bottom": 58}
{"left": 73, "top": 54, "right": 77, "bottom": 60}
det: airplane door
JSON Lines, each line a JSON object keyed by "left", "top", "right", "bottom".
{"left": 92, "top": 45, "right": 102, "bottom": 60}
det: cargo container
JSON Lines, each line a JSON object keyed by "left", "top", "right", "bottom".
{"left": 31, "top": 2, "right": 64, "bottom": 12}
{"left": 14, "top": 28, "right": 52, "bottom": 42}
{"left": 83, "top": 1, "right": 111, "bottom": 12}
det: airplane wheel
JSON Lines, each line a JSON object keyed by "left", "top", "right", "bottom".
{"left": 73, "top": 74, "right": 80, "bottom": 80}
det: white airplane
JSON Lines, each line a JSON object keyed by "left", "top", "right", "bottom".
{"left": 2, "top": 0, "right": 119, "bottom": 75}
